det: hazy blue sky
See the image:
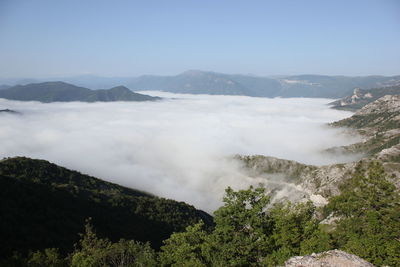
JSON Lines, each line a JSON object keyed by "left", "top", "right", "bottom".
{"left": 0, "top": 0, "right": 399, "bottom": 78}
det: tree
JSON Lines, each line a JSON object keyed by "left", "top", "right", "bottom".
{"left": 160, "top": 186, "right": 324, "bottom": 266}
{"left": 207, "top": 186, "right": 273, "bottom": 266}
{"left": 325, "top": 161, "right": 400, "bottom": 266}
{"left": 27, "top": 248, "right": 67, "bottom": 267}
{"left": 71, "top": 219, "right": 158, "bottom": 267}
{"left": 160, "top": 222, "right": 209, "bottom": 266}
{"left": 263, "top": 202, "right": 326, "bottom": 265}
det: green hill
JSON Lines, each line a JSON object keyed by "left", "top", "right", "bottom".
{"left": 0, "top": 157, "right": 212, "bottom": 258}
{"left": 0, "top": 82, "right": 160, "bottom": 102}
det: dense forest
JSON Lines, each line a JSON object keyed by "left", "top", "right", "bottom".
{"left": 0, "top": 157, "right": 212, "bottom": 263}
{"left": 1, "top": 158, "right": 399, "bottom": 266}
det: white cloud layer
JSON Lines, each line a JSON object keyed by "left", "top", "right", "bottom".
{"left": 0, "top": 93, "right": 361, "bottom": 212}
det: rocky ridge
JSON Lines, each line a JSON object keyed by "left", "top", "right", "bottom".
{"left": 332, "top": 95, "right": 400, "bottom": 167}
{"left": 330, "top": 85, "right": 400, "bottom": 111}
{"left": 282, "top": 250, "right": 375, "bottom": 267}
{"left": 238, "top": 155, "right": 356, "bottom": 205}
{"left": 238, "top": 94, "right": 400, "bottom": 204}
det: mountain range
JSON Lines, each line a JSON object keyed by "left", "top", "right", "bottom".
{"left": 0, "top": 82, "right": 159, "bottom": 103}
{"left": 126, "top": 71, "right": 400, "bottom": 98}
{"left": 2, "top": 71, "right": 400, "bottom": 98}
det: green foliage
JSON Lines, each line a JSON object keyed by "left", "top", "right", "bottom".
{"left": 332, "top": 111, "right": 400, "bottom": 131}
{"left": 207, "top": 186, "right": 272, "bottom": 266}
{"left": 160, "top": 222, "right": 209, "bottom": 266}
{"left": 0, "top": 157, "right": 212, "bottom": 259}
{"left": 368, "top": 135, "right": 400, "bottom": 156}
{"left": 0, "top": 249, "right": 68, "bottom": 267}
{"left": 160, "top": 164, "right": 399, "bottom": 266}
{"left": 325, "top": 161, "right": 400, "bottom": 266}
{"left": 1, "top": 156, "right": 398, "bottom": 266}
{"left": 263, "top": 202, "right": 324, "bottom": 265}
{"left": 160, "top": 186, "right": 331, "bottom": 266}
{"left": 71, "top": 220, "right": 158, "bottom": 267}
{"left": 27, "top": 248, "right": 68, "bottom": 267}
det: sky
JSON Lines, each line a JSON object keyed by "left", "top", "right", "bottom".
{"left": 0, "top": 92, "right": 362, "bottom": 211}
{"left": 0, "top": 0, "right": 399, "bottom": 78}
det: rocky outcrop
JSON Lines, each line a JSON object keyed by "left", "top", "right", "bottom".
{"left": 238, "top": 155, "right": 356, "bottom": 205}
{"left": 238, "top": 95, "right": 400, "bottom": 205}
{"left": 358, "top": 94, "right": 400, "bottom": 114}
{"left": 331, "top": 95, "right": 400, "bottom": 176}
{"left": 330, "top": 85, "right": 400, "bottom": 111}
{"left": 282, "top": 250, "right": 375, "bottom": 267}
{"left": 332, "top": 95, "right": 400, "bottom": 134}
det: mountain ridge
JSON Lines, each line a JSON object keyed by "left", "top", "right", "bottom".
{"left": 0, "top": 81, "right": 160, "bottom": 103}
{"left": 2, "top": 71, "right": 400, "bottom": 98}
{"left": 126, "top": 71, "right": 400, "bottom": 98}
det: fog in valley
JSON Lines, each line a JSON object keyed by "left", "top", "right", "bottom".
{"left": 0, "top": 92, "right": 362, "bottom": 211}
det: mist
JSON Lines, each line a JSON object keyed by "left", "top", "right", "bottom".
{"left": 0, "top": 93, "right": 361, "bottom": 211}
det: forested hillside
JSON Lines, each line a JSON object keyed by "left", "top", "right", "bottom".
{"left": 0, "top": 157, "right": 212, "bottom": 261}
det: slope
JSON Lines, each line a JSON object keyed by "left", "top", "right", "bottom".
{"left": 238, "top": 95, "right": 400, "bottom": 203}
{"left": 0, "top": 157, "right": 212, "bottom": 258}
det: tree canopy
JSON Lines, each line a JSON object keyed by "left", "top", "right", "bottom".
{"left": 1, "top": 160, "right": 399, "bottom": 266}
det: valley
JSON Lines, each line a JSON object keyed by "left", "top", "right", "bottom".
{"left": 0, "top": 83, "right": 399, "bottom": 266}
{"left": 2, "top": 1, "right": 399, "bottom": 265}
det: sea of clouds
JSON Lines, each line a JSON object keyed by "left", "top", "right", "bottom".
{"left": 0, "top": 92, "right": 362, "bottom": 211}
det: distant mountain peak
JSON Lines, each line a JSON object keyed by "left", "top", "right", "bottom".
{"left": 108, "top": 85, "right": 131, "bottom": 91}
{"left": 39, "top": 81, "right": 70, "bottom": 85}
{"left": 180, "top": 70, "right": 208, "bottom": 76}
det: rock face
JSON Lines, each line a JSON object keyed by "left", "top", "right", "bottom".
{"left": 332, "top": 94, "right": 400, "bottom": 141}
{"left": 330, "top": 85, "right": 400, "bottom": 111}
{"left": 238, "top": 155, "right": 356, "bottom": 205}
{"left": 283, "top": 250, "right": 375, "bottom": 267}
{"left": 356, "top": 94, "right": 400, "bottom": 116}
{"left": 332, "top": 95, "right": 400, "bottom": 182}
